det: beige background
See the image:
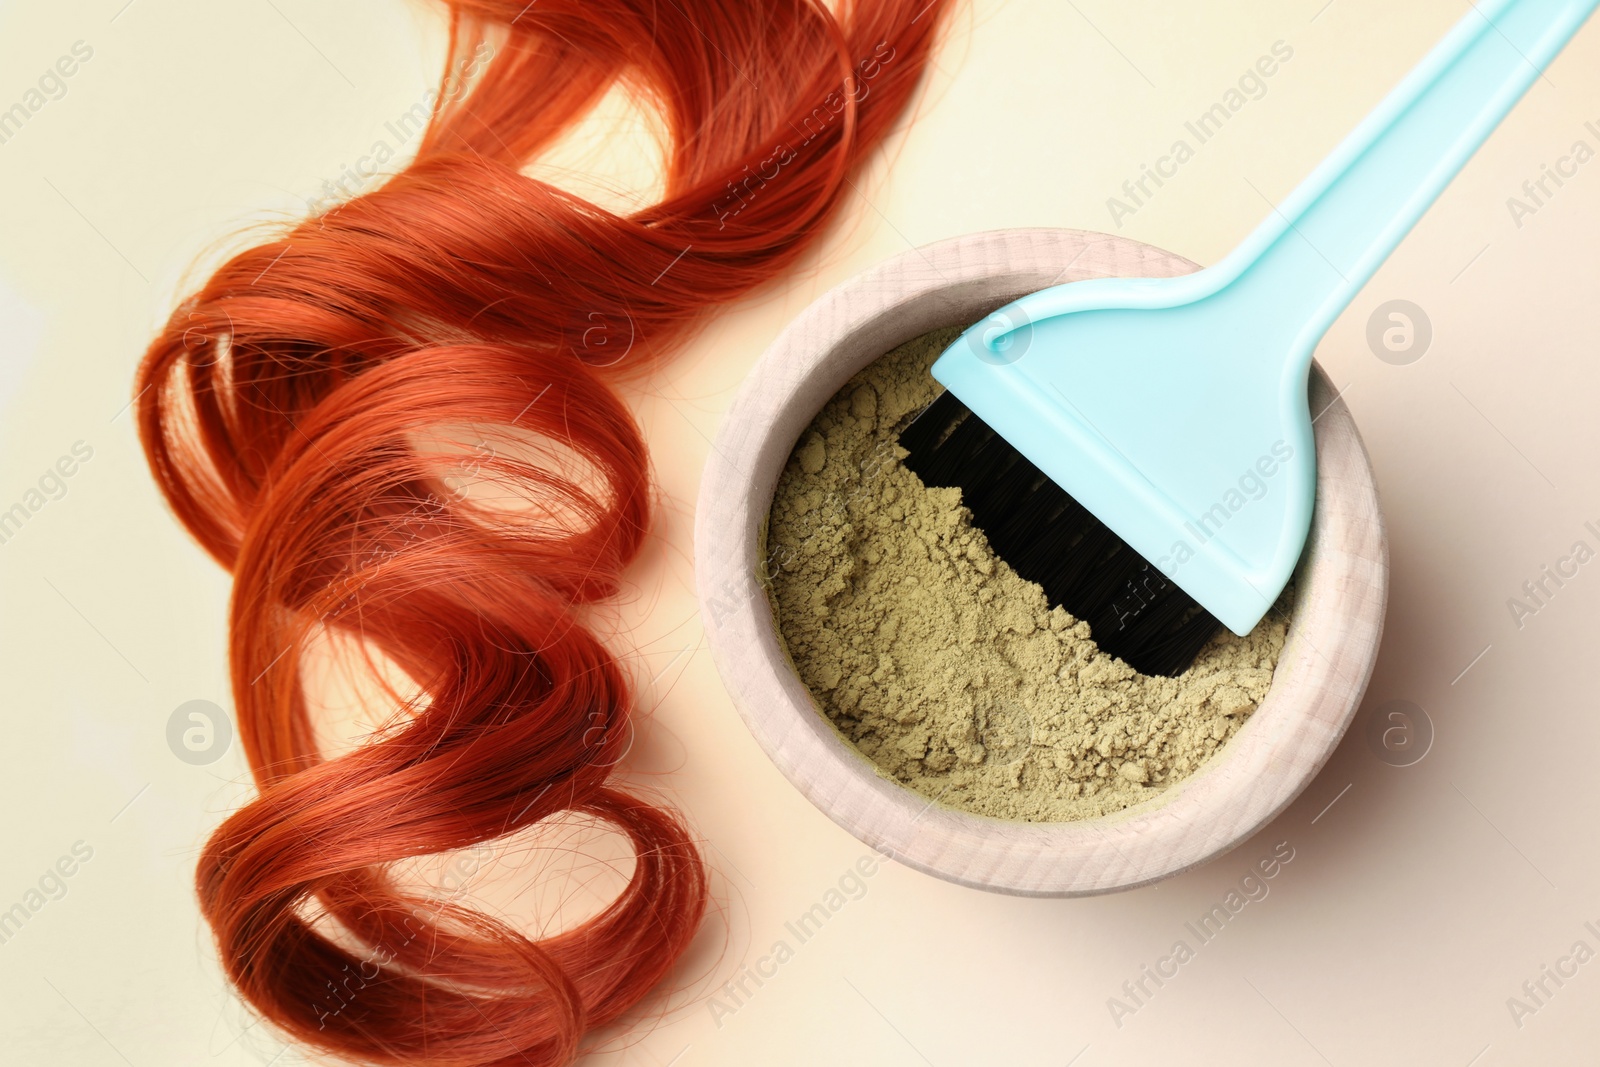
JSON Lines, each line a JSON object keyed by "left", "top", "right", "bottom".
{"left": 2, "top": 0, "right": 1598, "bottom": 1063}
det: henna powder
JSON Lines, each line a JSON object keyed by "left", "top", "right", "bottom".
{"left": 763, "top": 327, "right": 1292, "bottom": 822}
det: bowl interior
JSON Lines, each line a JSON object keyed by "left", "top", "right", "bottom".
{"left": 694, "top": 229, "right": 1388, "bottom": 896}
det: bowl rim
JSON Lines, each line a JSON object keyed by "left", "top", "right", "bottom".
{"left": 693, "top": 228, "right": 1388, "bottom": 896}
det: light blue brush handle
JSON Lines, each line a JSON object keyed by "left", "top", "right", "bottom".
{"left": 999, "top": 0, "right": 1597, "bottom": 344}
{"left": 935, "top": 0, "right": 1598, "bottom": 636}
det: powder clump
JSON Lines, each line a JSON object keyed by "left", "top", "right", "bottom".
{"left": 764, "top": 327, "right": 1291, "bottom": 822}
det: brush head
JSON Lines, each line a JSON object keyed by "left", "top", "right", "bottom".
{"left": 898, "top": 389, "right": 1222, "bottom": 677}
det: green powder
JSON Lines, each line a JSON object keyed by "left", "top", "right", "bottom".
{"left": 763, "top": 327, "right": 1291, "bottom": 823}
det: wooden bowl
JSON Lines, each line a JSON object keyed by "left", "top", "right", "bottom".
{"left": 694, "top": 229, "right": 1387, "bottom": 896}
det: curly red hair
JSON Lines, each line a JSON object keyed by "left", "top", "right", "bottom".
{"left": 135, "top": 1, "right": 950, "bottom": 1062}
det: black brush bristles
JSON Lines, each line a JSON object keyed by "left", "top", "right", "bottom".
{"left": 898, "top": 390, "right": 1222, "bottom": 677}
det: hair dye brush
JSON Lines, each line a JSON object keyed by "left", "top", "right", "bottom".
{"left": 902, "top": 0, "right": 1597, "bottom": 676}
